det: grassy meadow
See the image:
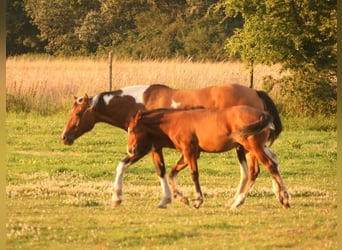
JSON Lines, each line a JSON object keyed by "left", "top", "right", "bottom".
{"left": 6, "top": 57, "right": 337, "bottom": 249}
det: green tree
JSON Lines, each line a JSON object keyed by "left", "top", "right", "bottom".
{"left": 24, "top": 0, "right": 99, "bottom": 55}
{"left": 17, "top": 0, "right": 241, "bottom": 59}
{"left": 6, "top": 0, "right": 45, "bottom": 55}
{"left": 224, "top": 0, "right": 337, "bottom": 115}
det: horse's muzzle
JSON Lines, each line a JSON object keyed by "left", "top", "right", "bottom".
{"left": 61, "top": 133, "right": 74, "bottom": 145}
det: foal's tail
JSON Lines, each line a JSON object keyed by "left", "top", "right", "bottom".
{"left": 256, "top": 90, "right": 283, "bottom": 145}
{"left": 239, "top": 113, "right": 274, "bottom": 138}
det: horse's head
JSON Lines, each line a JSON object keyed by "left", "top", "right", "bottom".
{"left": 127, "top": 110, "right": 152, "bottom": 157}
{"left": 61, "top": 94, "right": 95, "bottom": 145}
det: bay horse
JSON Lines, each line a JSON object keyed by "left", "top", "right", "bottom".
{"left": 126, "top": 107, "right": 290, "bottom": 209}
{"left": 61, "top": 84, "right": 283, "bottom": 208}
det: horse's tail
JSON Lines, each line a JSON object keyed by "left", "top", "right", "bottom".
{"left": 256, "top": 90, "right": 283, "bottom": 145}
{"left": 239, "top": 113, "right": 275, "bottom": 138}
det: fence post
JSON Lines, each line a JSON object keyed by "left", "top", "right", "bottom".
{"left": 108, "top": 51, "right": 113, "bottom": 91}
{"left": 249, "top": 59, "right": 254, "bottom": 89}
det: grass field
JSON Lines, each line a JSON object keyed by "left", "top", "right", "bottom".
{"left": 6, "top": 112, "right": 337, "bottom": 249}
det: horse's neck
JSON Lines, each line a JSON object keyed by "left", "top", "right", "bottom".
{"left": 143, "top": 114, "right": 173, "bottom": 139}
{"left": 93, "top": 102, "right": 145, "bottom": 130}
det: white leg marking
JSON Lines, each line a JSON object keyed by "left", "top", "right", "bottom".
{"left": 171, "top": 99, "right": 181, "bottom": 108}
{"left": 272, "top": 178, "right": 280, "bottom": 198}
{"left": 157, "top": 175, "right": 172, "bottom": 208}
{"left": 112, "top": 161, "right": 130, "bottom": 202}
{"left": 103, "top": 94, "right": 114, "bottom": 105}
{"left": 121, "top": 85, "right": 150, "bottom": 103}
{"left": 229, "top": 158, "right": 248, "bottom": 209}
{"left": 230, "top": 193, "right": 246, "bottom": 209}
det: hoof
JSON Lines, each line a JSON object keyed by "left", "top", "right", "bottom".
{"left": 279, "top": 190, "right": 291, "bottom": 209}
{"left": 112, "top": 200, "right": 122, "bottom": 208}
{"left": 157, "top": 197, "right": 172, "bottom": 209}
{"left": 194, "top": 199, "right": 204, "bottom": 209}
{"left": 282, "top": 201, "right": 291, "bottom": 209}
{"left": 225, "top": 200, "right": 234, "bottom": 209}
{"left": 179, "top": 197, "right": 190, "bottom": 206}
{"left": 283, "top": 203, "right": 290, "bottom": 209}
{"left": 226, "top": 194, "right": 245, "bottom": 209}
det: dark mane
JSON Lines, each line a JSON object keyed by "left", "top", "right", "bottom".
{"left": 148, "top": 84, "right": 172, "bottom": 90}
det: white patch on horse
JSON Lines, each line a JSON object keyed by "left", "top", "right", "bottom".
{"left": 90, "top": 95, "right": 100, "bottom": 108}
{"left": 111, "top": 160, "right": 131, "bottom": 202}
{"left": 103, "top": 94, "right": 114, "bottom": 105}
{"left": 171, "top": 99, "right": 181, "bottom": 108}
{"left": 120, "top": 85, "right": 149, "bottom": 104}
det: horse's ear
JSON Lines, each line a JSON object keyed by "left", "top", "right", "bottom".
{"left": 83, "top": 94, "right": 89, "bottom": 104}
{"left": 73, "top": 95, "right": 78, "bottom": 101}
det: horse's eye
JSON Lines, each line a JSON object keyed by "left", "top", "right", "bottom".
{"left": 76, "top": 112, "right": 82, "bottom": 118}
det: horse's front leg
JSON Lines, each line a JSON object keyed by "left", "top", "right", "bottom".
{"left": 169, "top": 156, "right": 190, "bottom": 205}
{"left": 111, "top": 155, "right": 134, "bottom": 207}
{"left": 150, "top": 150, "right": 172, "bottom": 208}
{"left": 184, "top": 148, "right": 204, "bottom": 209}
{"left": 226, "top": 145, "right": 249, "bottom": 209}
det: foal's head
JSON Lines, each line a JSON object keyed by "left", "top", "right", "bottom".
{"left": 127, "top": 110, "right": 152, "bottom": 157}
{"left": 61, "top": 94, "right": 95, "bottom": 145}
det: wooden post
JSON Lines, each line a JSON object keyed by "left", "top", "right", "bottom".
{"left": 249, "top": 59, "right": 254, "bottom": 89}
{"left": 108, "top": 51, "right": 113, "bottom": 91}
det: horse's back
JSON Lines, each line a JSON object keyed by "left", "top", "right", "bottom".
{"left": 143, "top": 83, "right": 265, "bottom": 111}
{"left": 206, "top": 84, "right": 264, "bottom": 109}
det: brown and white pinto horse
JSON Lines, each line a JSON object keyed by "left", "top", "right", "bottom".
{"left": 126, "top": 107, "right": 290, "bottom": 209}
{"left": 61, "top": 84, "right": 283, "bottom": 208}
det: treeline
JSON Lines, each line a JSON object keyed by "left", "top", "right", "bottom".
{"left": 6, "top": 0, "right": 242, "bottom": 60}
{"left": 6, "top": 0, "right": 337, "bottom": 116}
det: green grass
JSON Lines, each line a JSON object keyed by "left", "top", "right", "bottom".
{"left": 6, "top": 112, "right": 337, "bottom": 249}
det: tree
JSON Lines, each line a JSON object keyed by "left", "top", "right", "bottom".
{"left": 223, "top": 0, "right": 337, "bottom": 115}
{"left": 6, "top": 0, "right": 45, "bottom": 55}
{"left": 24, "top": 0, "right": 99, "bottom": 55}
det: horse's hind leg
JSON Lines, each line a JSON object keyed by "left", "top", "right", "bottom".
{"left": 263, "top": 147, "right": 290, "bottom": 207}
{"left": 253, "top": 145, "right": 290, "bottom": 208}
{"left": 169, "top": 156, "right": 190, "bottom": 205}
{"left": 226, "top": 145, "right": 249, "bottom": 209}
{"left": 245, "top": 152, "right": 260, "bottom": 191}
{"left": 150, "top": 150, "right": 172, "bottom": 208}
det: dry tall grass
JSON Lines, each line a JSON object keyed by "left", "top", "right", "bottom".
{"left": 6, "top": 57, "right": 285, "bottom": 113}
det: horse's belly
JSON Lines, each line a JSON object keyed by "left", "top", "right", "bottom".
{"left": 199, "top": 138, "right": 236, "bottom": 153}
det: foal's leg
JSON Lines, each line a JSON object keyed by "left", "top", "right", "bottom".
{"left": 226, "top": 145, "right": 249, "bottom": 209}
{"left": 169, "top": 156, "right": 190, "bottom": 205}
{"left": 111, "top": 155, "right": 134, "bottom": 207}
{"left": 251, "top": 145, "right": 290, "bottom": 208}
{"left": 183, "top": 146, "right": 204, "bottom": 209}
{"left": 245, "top": 152, "right": 260, "bottom": 190}
{"left": 150, "top": 150, "right": 172, "bottom": 208}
